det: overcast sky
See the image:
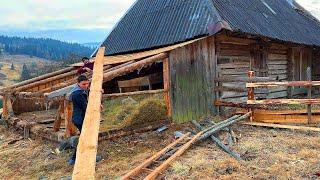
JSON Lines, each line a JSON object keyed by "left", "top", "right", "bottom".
{"left": 0, "top": 0, "right": 319, "bottom": 30}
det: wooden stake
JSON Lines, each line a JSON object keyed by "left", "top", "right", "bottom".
{"left": 248, "top": 71, "right": 255, "bottom": 122}
{"left": 64, "top": 100, "right": 77, "bottom": 137}
{"left": 307, "top": 67, "right": 312, "bottom": 124}
{"left": 53, "top": 101, "right": 64, "bottom": 132}
{"left": 72, "top": 47, "right": 105, "bottom": 180}
{"left": 163, "top": 58, "right": 171, "bottom": 117}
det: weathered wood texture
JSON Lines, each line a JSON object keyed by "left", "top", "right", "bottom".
{"left": 0, "top": 66, "right": 75, "bottom": 92}
{"left": 242, "top": 122, "right": 320, "bottom": 132}
{"left": 169, "top": 36, "right": 216, "bottom": 122}
{"left": 103, "top": 89, "right": 165, "bottom": 100}
{"left": 64, "top": 100, "right": 77, "bottom": 137}
{"left": 72, "top": 47, "right": 105, "bottom": 179}
{"left": 163, "top": 58, "right": 172, "bottom": 117}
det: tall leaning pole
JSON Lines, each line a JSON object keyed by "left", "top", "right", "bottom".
{"left": 72, "top": 47, "right": 105, "bottom": 180}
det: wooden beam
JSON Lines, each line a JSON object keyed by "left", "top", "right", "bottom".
{"left": 121, "top": 133, "right": 191, "bottom": 179}
{"left": 64, "top": 100, "right": 77, "bottom": 137}
{"left": 247, "top": 99, "right": 320, "bottom": 105}
{"left": 144, "top": 131, "right": 204, "bottom": 180}
{"left": 163, "top": 58, "right": 171, "bottom": 117}
{"left": 72, "top": 47, "right": 105, "bottom": 180}
{"left": 103, "top": 53, "right": 168, "bottom": 82}
{"left": 53, "top": 101, "right": 64, "bottom": 132}
{"left": 241, "top": 122, "right": 320, "bottom": 132}
{"left": 14, "top": 70, "right": 78, "bottom": 92}
{"left": 102, "top": 89, "right": 165, "bottom": 100}
{"left": 0, "top": 66, "right": 75, "bottom": 91}
{"left": 246, "top": 81, "right": 320, "bottom": 88}
{"left": 2, "top": 94, "right": 14, "bottom": 120}
{"left": 215, "top": 76, "right": 275, "bottom": 83}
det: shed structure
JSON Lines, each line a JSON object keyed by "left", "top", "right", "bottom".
{"left": 2, "top": 0, "right": 320, "bottom": 125}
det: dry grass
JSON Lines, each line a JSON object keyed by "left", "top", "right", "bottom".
{"left": 101, "top": 94, "right": 167, "bottom": 131}
{"left": 1, "top": 122, "right": 320, "bottom": 179}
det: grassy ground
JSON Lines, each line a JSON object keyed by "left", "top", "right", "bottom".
{"left": 1, "top": 122, "right": 320, "bottom": 179}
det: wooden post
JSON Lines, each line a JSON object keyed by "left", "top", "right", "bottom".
{"left": 2, "top": 94, "right": 14, "bottom": 120}
{"left": 248, "top": 71, "right": 255, "bottom": 122}
{"left": 307, "top": 67, "right": 312, "bottom": 124}
{"left": 72, "top": 47, "right": 105, "bottom": 180}
{"left": 53, "top": 100, "right": 64, "bottom": 132}
{"left": 163, "top": 58, "right": 172, "bottom": 117}
{"left": 64, "top": 99, "right": 77, "bottom": 137}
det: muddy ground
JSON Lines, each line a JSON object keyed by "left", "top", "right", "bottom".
{"left": 1, "top": 122, "right": 320, "bottom": 180}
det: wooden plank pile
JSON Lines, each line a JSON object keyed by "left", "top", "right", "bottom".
{"left": 121, "top": 112, "right": 251, "bottom": 180}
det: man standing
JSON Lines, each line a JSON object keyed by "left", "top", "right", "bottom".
{"left": 77, "top": 57, "right": 94, "bottom": 75}
{"left": 68, "top": 75, "right": 102, "bottom": 165}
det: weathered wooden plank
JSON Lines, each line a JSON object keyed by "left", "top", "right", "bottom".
{"left": 103, "top": 53, "right": 167, "bottom": 82}
{"left": 216, "top": 76, "right": 275, "bottom": 83}
{"left": 103, "top": 89, "right": 165, "bottom": 100}
{"left": 268, "top": 65, "right": 287, "bottom": 70}
{"left": 64, "top": 100, "right": 77, "bottom": 137}
{"left": 145, "top": 131, "right": 204, "bottom": 179}
{"left": 268, "top": 54, "right": 287, "bottom": 60}
{"left": 267, "top": 91, "right": 288, "bottom": 99}
{"left": 269, "top": 70, "right": 287, "bottom": 75}
{"left": 252, "top": 114, "right": 320, "bottom": 124}
{"left": 0, "top": 67, "right": 75, "bottom": 91}
{"left": 269, "top": 74, "right": 288, "bottom": 80}
{"left": 267, "top": 60, "right": 288, "bottom": 65}
{"left": 247, "top": 81, "right": 320, "bottom": 88}
{"left": 218, "top": 62, "right": 250, "bottom": 69}
{"left": 118, "top": 76, "right": 150, "bottom": 88}
{"left": 72, "top": 47, "right": 105, "bottom": 180}
{"left": 163, "top": 58, "right": 171, "bottom": 117}
{"left": 216, "top": 35, "right": 255, "bottom": 45}
{"left": 237, "top": 109, "right": 320, "bottom": 115}
{"left": 248, "top": 99, "right": 320, "bottom": 105}
{"left": 241, "top": 122, "right": 320, "bottom": 132}
{"left": 121, "top": 133, "right": 191, "bottom": 179}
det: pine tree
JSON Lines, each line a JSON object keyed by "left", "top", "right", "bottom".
{"left": 20, "top": 64, "right": 31, "bottom": 81}
{"left": 10, "top": 63, "right": 15, "bottom": 70}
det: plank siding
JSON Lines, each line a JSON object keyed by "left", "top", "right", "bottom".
{"left": 169, "top": 37, "right": 215, "bottom": 122}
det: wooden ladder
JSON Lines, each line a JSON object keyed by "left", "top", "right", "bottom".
{"left": 121, "top": 131, "right": 203, "bottom": 180}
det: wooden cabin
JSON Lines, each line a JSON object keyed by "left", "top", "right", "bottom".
{"left": 2, "top": 0, "right": 320, "bottom": 126}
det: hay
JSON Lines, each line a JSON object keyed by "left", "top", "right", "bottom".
{"left": 101, "top": 94, "right": 168, "bottom": 131}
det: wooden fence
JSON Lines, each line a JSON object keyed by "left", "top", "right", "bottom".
{"left": 246, "top": 69, "right": 320, "bottom": 124}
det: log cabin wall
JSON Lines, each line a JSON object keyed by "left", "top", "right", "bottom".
{"left": 312, "top": 48, "right": 320, "bottom": 81}
{"left": 169, "top": 36, "right": 216, "bottom": 122}
{"left": 215, "top": 34, "right": 314, "bottom": 103}
{"left": 266, "top": 43, "right": 290, "bottom": 99}
{"left": 215, "top": 35, "right": 253, "bottom": 103}
{"left": 12, "top": 71, "right": 77, "bottom": 114}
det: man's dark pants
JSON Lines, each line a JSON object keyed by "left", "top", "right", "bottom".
{"left": 70, "top": 123, "right": 83, "bottom": 161}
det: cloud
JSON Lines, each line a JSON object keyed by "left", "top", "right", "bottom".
{"left": 296, "top": 0, "right": 320, "bottom": 19}
{"left": 0, "top": 0, "right": 136, "bottom": 30}
{"left": 0, "top": 0, "right": 319, "bottom": 31}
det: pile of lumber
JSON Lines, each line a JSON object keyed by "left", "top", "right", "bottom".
{"left": 121, "top": 112, "right": 251, "bottom": 179}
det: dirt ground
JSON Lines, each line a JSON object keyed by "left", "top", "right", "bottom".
{"left": 1, "top": 122, "right": 320, "bottom": 180}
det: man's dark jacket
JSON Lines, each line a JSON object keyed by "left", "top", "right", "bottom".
{"left": 70, "top": 85, "right": 88, "bottom": 126}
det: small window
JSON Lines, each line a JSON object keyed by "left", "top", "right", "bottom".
{"left": 261, "top": 0, "right": 277, "bottom": 15}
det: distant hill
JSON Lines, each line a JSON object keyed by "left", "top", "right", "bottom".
{"left": 0, "top": 36, "right": 94, "bottom": 61}
{"left": 82, "top": 42, "right": 100, "bottom": 49}
{"left": 0, "top": 28, "right": 108, "bottom": 44}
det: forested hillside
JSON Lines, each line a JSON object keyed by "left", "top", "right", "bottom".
{"left": 0, "top": 35, "right": 93, "bottom": 61}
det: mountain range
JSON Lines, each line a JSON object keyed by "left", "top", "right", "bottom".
{"left": 0, "top": 28, "right": 108, "bottom": 46}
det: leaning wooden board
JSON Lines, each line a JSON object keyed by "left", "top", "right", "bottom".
{"left": 72, "top": 47, "right": 105, "bottom": 179}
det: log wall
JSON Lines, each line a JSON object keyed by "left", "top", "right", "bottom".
{"left": 169, "top": 37, "right": 216, "bottom": 122}
{"left": 216, "top": 35, "right": 252, "bottom": 103}
{"left": 267, "top": 44, "right": 289, "bottom": 99}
